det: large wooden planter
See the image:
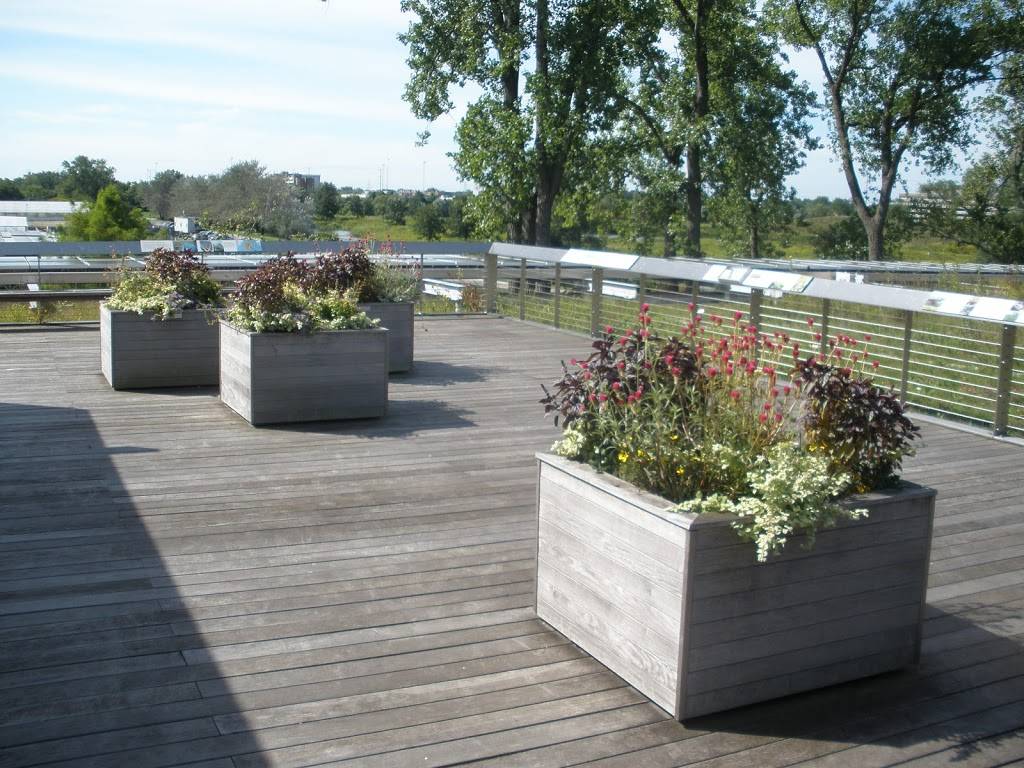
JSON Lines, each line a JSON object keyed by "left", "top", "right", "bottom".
{"left": 358, "top": 302, "right": 414, "bottom": 373}
{"left": 535, "top": 453, "right": 936, "bottom": 720}
{"left": 100, "top": 304, "right": 218, "bottom": 389}
{"left": 219, "top": 321, "right": 388, "bottom": 426}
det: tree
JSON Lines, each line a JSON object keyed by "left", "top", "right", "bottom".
{"left": 62, "top": 184, "right": 148, "bottom": 241}
{"left": 414, "top": 201, "right": 445, "bottom": 239}
{"left": 314, "top": 182, "right": 341, "bottom": 219}
{"left": 139, "top": 169, "right": 183, "bottom": 219}
{"left": 773, "top": 0, "right": 1019, "bottom": 260}
{"left": 58, "top": 156, "right": 117, "bottom": 201}
{"left": 401, "top": 0, "right": 653, "bottom": 246}
{"left": 16, "top": 170, "right": 61, "bottom": 200}
{"left": 0, "top": 179, "right": 23, "bottom": 200}
{"left": 615, "top": 0, "right": 815, "bottom": 257}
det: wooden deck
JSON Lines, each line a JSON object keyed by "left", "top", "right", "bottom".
{"left": 1, "top": 316, "right": 1022, "bottom": 768}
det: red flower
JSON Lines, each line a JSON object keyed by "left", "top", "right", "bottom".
{"left": 864, "top": 334, "right": 873, "bottom": 342}
{"left": 707, "top": 366, "right": 719, "bottom": 378}
{"left": 687, "top": 302, "right": 696, "bottom": 312}
{"left": 759, "top": 412, "right": 768, "bottom": 423}
{"left": 783, "top": 385, "right": 791, "bottom": 396}
{"left": 671, "top": 366, "right": 681, "bottom": 377}
{"left": 774, "top": 412, "right": 783, "bottom": 423}
{"left": 604, "top": 324, "right": 614, "bottom": 334}
{"left": 733, "top": 310, "right": 743, "bottom": 321}
{"left": 641, "top": 302, "right": 651, "bottom": 312}
{"left": 599, "top": 393, "right": 608, "bottom": 402}
{"left": 806, "top": 317, "right": 815, "bottom": 326}
{"left": 872, "top": 360, "right": 880, "bottom": 369}
{"left": 729, "top": 389, "right": 740, "bottom": 400}
{"left": 612, "top": 381, "right": 622, "bottom": 391}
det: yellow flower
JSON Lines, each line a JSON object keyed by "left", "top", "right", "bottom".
{"left": 675, "top": 466, "right": 685, "bottom": 476}
{"left": 618, "top": 451, "right": 629, "bottom": 463}
{"left": 670, "top": 434, "right": 679, "bottom": 441}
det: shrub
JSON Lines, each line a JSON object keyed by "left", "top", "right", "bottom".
{"left": 226, "top": 254, "right": 377, "bottom": 333}
{"left": 542, "top": 306, "right": 918, "bottom": 560}
{"left": 106, "top": 249, "right": 221, "bottom": 320}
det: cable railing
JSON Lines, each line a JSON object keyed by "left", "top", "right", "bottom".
{"left": 2, "top": 239, "right": 1021, "bottom": 438}
{"left": 478, "top": 244, "right": 1023, "bottom": 438}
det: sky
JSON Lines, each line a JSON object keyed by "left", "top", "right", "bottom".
{"left": 0, "top": 0, "right": 959, "bottom": 199}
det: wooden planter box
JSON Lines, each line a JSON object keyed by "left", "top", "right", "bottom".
{"left": 358, "top": 302, "right": 414, "bottom": 373}
{"left": 535, "top": 453, "right": 936, "bottom": 720}
{"left": 219, "top": 321, "right": 388, "bottom": 426}
{"left": 100, "top": 304, "right": 219, "bottom": 389}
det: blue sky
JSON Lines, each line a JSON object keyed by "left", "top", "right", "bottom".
{"left": 0, "top": 0, "right": 957, "bottom": 198}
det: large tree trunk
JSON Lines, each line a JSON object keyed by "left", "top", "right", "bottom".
{"left": 535, "top": 173, "right": 557, "bottom": 246}
{"left": 865, "top": 217, "right": 884, "bottom": 261}
{"left": 749, "top": 219, "right": 760, "bottom": 259}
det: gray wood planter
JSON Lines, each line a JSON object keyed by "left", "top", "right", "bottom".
{"left": 219, "top": 321, "right": 388, "bottom": 426}
{"left": 100, "top": 304, "right": 219, "bottom": 389}
{"left": 358, "top": 302, "right": 414, "bottom": 373}
{"left": 535, "top": 453, "right": 936, "bottom": 720}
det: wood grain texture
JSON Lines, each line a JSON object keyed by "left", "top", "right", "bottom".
{"left": 219, "top": 321, "right": 388, "bottom": 425}
{"left": 100, "top": 304, "right": 219, "bottom": 389}
{"left": 359, "top": 302, "right": 414, "bottom": 373}
{"left": 535, "top": 454, "right": 936, "bottom": 720}
{"left": 0, "top": 318, "right": 1022, "bottom": 767}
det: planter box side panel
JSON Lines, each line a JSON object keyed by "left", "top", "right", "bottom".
{"left": 219, "top": 324, "right": 254, "bottom": 424}
{"left": 360, "top": 302, "right": 413, "bottom": 372}
{"left": 681, "top": 491, "right": 935, "bottom": 719}
{"left": 536, "top": 460, "right": 690, "bottom": 715}
{"left": 247, "top": 330, "right": 388, "bottom": 425}
{"left": 102, "top": 308, "right": 219, "bottom": 389}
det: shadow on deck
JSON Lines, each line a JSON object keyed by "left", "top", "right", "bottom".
{"left": 0, "top": 317, "right": 1022, "bottom": 767}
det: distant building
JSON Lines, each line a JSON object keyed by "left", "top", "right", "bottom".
{"left": 0, "top": 214, "right": 54, "bottom": 242}
{"left": 0, "top": 201, "right": 84, "bottom": 230}
{"left": 284, "top": 173, "right": 321, "bottom": 193}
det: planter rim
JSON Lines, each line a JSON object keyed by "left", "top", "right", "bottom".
{"left": 536, "top": 452, "right": 936, "bottom": 532}
{"left": 218, "top": 319, "right": 387, "bottom": 336}
{"left": 101, "top": 304, "right": 219, "bottom": 318}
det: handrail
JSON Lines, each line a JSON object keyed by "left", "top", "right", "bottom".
{"left": 481, "top": 242, "right": 1022, "bottom": 438}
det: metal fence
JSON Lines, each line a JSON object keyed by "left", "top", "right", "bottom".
{"left": 475, "top": 244, "right": 1022, "bottom": 439}
{"left": 2, "top": 239, "right": 1020, "bottom": 438}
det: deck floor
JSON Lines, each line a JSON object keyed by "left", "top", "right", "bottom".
{"left": 1, "top": 316, "right": 1023, "bottom": 768}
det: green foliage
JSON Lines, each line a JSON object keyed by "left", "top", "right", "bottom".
{"left": 677, "top": 444, "right": 863, "bottom": 563}
{"left": 138, "top": 169, "right": 183, "bottom": 219}
{"left": 314, "top": 182, "right": 341, "bottom": 219}
{"left": 364, "top": 261, "right": 422, "bottom": 303}
{"left": 814, "top": 207, "right": 915, "bottom": 259}
{"left": 543, "top": 307, "right": 917, "bottom": 560}
{"left": 62, "top": 184, "right": 148, "bottom": 241}
{"left": 227, "top": 255, "right": 378, "bottom": 333}
{"left": 0, "top": 178, "right": 23, "bottom": 200}
{"left": 770, "top": 0, "right": 1018, "bottom": 260}
{"left": 107, "top": 250, "right": 222, "bottom": 320}
{"left": 413, "top": 201, "right": 444, "bottom": 240}
{"left": 58, "top": 156, "right": 117, "bottom": 201}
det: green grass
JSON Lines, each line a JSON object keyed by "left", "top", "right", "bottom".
{"left": 0, "top": 299, "right": 99, "bottom": 324}
{"left": 316, "top": 215, "right": 471, "bottom": 244}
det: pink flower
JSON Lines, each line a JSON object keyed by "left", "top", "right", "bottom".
{"left": 806, "top": 317, "right": 815, "bottom": 327}
{"left": 671, "top": 366, "right": 681, "bottom": 377}
{"left": 604, "top": 325, "right": 614, "bottom": 334}
{"left": 583, "top": 370, "right": 592, "bottom": 380}
{"left": 641, "top": 302, "right": 651, "bottom": 312}
{"left": 783, "top": 385, "right": 791, "bottom": 396}
{"left": 616, "top": 361, "right": 626, "bottom": 370}
{"left": 759, "top": 412, "right": 768, "bottom": 423}
{"left": 599, "top": 393, "right": 608, "bottom": 402}
{"left": 864, "top": 334, "right": 873, "bottom": 342}
{"left": 612, "top": 381, "right": 622, "bottom": 391}
{"left": 733, "top": 310, "right": 743, "bottom": 321}
{"left": 687, "top": 302, "right": 696, "bottom": 312}
{"left": 774, "top": 412, "right": 783, "bottom": 423}
{"left": 729, "top": 389, "right": 740, "bottom": 400}
{"left": 872, "top": 360, "right": 880, "bottom": 369}
{"left": 707, "top": 366, "right": 719, "bottom": 378}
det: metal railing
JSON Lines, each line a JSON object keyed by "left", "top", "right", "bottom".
{"left": 475, "top": 244, "right": 1022, "bottom": 439}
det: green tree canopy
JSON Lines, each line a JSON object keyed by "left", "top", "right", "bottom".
{"left": 62, "top": 184, "right": 148, "bottom": 241}
{"left": 314, "top": 182, "right": 341, "bottom": 219}
{"left": 58, "top": 156, "right": 118, "bottom": 201}
{"left": 771, "top": 0, "right": 1021, "bottom": 260}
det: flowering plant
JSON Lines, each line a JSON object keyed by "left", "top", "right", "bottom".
{"left": 106, "top": 250, "right": 221, "bottom": 320}
{"left": 306, "top": 246, "right": 421, "bottom": 304}
{"left": 542, "top": 306, "right": 919, "bottom": 561}
{"left": 226, "top": 255, "right": 378, "bottom": 333}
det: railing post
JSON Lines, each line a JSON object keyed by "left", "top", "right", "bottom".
{"left": 900, "top": 311, "right": 913, "bottom": 405}
{"left": 484, "top": 253, "right": 497, "bottom": 314}
{"left": 519, "top": 258, "right": 527, "bottom": 321}
{"left": 820, "top": 299, "right": 831, "bottom": 355}
{"left": 553, "top": 263, "right": 562, "bottom": 329}
{"left": 690, "top": 280, "right": 699, "bottom": 310}
{"left": 637, "top": 274, "right": 647, "bottom": 309}
{"left": 994, "top": 323, "right": 1017, "bottom": 436}
{"left": 749, "top": 289, "right": 763, "bottom": 330}
{"left": 591, "top": 267, "right": 604, "bottom": 336}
